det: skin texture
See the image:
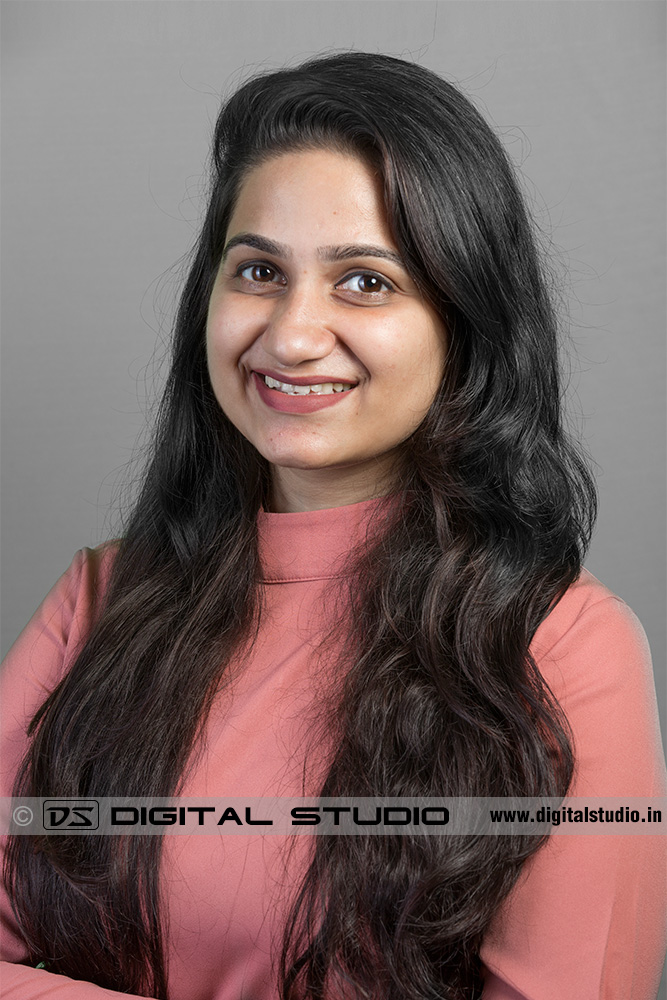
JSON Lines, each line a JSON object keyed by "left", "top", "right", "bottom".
{"left": 205, "top": 149, "right": 448, "bottom": 512}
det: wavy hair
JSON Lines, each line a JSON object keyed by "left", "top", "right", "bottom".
{"left": 6, "top": 52, "right": 596, "bottom": 999}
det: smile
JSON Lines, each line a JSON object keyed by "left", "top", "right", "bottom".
{"left": 263, "top": 375, "right": 354, "bottom": 396}
{"left": 252, "top": 372, "right": 356, "bottom": 413}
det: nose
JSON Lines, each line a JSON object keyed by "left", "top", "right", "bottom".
{"left": 260, "top": 281, "right": 337, "bottom": 367}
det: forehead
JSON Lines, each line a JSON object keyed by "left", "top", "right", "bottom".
{"left": 226, "top": 148, "right": 396, "bottom": 251}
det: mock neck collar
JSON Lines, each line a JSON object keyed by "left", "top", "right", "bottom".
{"left": 257, "top": 497, "right": 391, "bottom": 583}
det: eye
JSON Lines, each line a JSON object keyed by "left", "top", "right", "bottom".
{"left": 336, "top": 272, "right": 394, "bottom": 297}
{"left": 236, "top": 262, "right": 286, "bottom": 287}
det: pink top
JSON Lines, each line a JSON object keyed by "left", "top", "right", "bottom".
{"left": 1, "top": 499, "right": 665, "bottom": 999}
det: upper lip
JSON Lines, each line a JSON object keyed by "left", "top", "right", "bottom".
{"left": 253, "top": 368, "right": 359, "bottom": 386}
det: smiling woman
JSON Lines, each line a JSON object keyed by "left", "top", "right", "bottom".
{"left": 206, "top": 148, "right": 447, "bottom": 509}
{"left": 1, "top": 51, "right": 665, "bottom": 1000}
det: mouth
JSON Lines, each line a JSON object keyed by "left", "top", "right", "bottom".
{"left": 251, "top": 371, "right": 357, "bottom": 414}
{"left": 256, "top": 373, "right": 357, "bottom": 396}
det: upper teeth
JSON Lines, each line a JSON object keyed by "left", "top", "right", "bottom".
{"left": 263, "top": 375, "right": 353, "bottom": 395}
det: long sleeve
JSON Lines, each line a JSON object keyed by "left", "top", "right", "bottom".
{"left": 2, "top": 539, "right": 665, "bottom": 999}
{"left": 0, "top": 964, "right": 154, "bottom": 999}
{"left": 481, "top": 579, "right": 667, "bottom": 1000}
{"left": 0, "top": 548, "right": 151, "bottom": 1000}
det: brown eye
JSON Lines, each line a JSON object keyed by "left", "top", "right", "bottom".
{"left": 337, "top": 272, "right": 393, "bottom": 296}
{"left": 357, "top": 274, "right": 382, "bottom": 292}
{"left": 240, "top": 264, "right": 279, "bottom": 283}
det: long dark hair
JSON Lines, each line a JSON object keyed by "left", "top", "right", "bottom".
{"left": 6, "top": 52, "right": 596, "bottom": 998}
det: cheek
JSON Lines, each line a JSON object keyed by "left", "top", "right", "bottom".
{"left": 207, "top": 294, "right": 268, "bottom": 378}
{"left": 377, "top": 322, "right": 446, "bottom": 397}
{"left": 205, "top": 327, "right": 226, "bottom": 394}
{"left": 205, "top": 296, "right": 223, "bottom": 374}
{"left": 415, "top": 319, "right": 448, "bottom": 388}
{"left": 205, "top": 332, "right": 243, "bottom": 423}
{"left": 206, "top": 309, "right": 243, "bottom": 381}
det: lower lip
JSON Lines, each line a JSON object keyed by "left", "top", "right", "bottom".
{"left": 252, "top": 372, "right": 356, "bottom": 413}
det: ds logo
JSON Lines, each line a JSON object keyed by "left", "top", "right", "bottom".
{"left": 43, "top": 800, "right": 99, "bottom": 830}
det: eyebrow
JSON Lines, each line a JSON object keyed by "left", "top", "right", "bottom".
{"left": 221, "top": 232, "right": 405, "bottom": 268}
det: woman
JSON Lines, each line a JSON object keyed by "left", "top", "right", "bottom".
{"left": 1, "top": 52, "right": 665, "bottom": 999}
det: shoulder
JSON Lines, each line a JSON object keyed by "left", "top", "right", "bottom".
{"left": 532, "top": 568, "right": 647, "bottom": 659}
{"left": 482, "top": 572, "right": 666, "bottom": 995}
{"left": 9, "top": 543, "right": 118, "bottom": 666}
{"left": 531, "top": 569, "right": 665, "bottom": 797}
{"left": 531, "top": 568, "right": 651, "bottom": 693}
{"left": 0, "top": 544, "right": 119, "bottom": 789}
{"left": 61, "top": 542, "right": 118, "bottom": 631}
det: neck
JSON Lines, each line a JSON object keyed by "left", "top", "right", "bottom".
{"left": 269, "top": 462, "right": 397, "bottom": 513}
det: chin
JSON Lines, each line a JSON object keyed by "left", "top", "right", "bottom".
{"left": 253, "top": 434, "right": 343, "bottom": 470}
{"left": 262, "top": 450, "right": 343, "bottom": 471}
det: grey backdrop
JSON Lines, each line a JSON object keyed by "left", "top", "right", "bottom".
{"left": 1, "top": 3, "right": 666, "bottom": 995}
{"left": 2, "top": 3, "right": 665, "bottom": 725}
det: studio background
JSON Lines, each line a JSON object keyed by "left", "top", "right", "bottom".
{"left": 2, "top": 0, "right": 665, "bottom": 749}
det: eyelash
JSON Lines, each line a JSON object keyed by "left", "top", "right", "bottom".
{"left": 233, "top": 262, "right": 394, "bottom": 297}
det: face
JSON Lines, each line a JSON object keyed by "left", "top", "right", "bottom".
{"left": 205, "top": 148, "right": 447, "bottom": 502}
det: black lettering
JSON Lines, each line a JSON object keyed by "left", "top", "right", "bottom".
{"left": 111, "top": 807, "right": 138, "bottom": 825}
{"left": 352, "top": 807, "right": 381, "bottom": 826}
{"left": 69, "top": 807, "right": 95, "bottom": 828}
{"left": 383, "top": 807, "right": 411, "bottom": 826}
{"left": 322, "top": 807, "right": 351, "bottom": 826}
{"left": 291, "top": 808, "right": 320, "bottom": 825}
{"left": 216, "top": 807, "right": 242, "bottom": 826}
{"left": 421, "top": 808, "right": 449, "bottom": 825}
{"left": 46, "top": 807, "right": 71, "bottom": 828}
{"left": 188, "top": 807, "right": 216, "bottom": 825}
{"left": 245, "top": 807, "right": 273, "bottom": 826}
{"left": 148, "top": 807, "right": 177, "bottom": 825}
